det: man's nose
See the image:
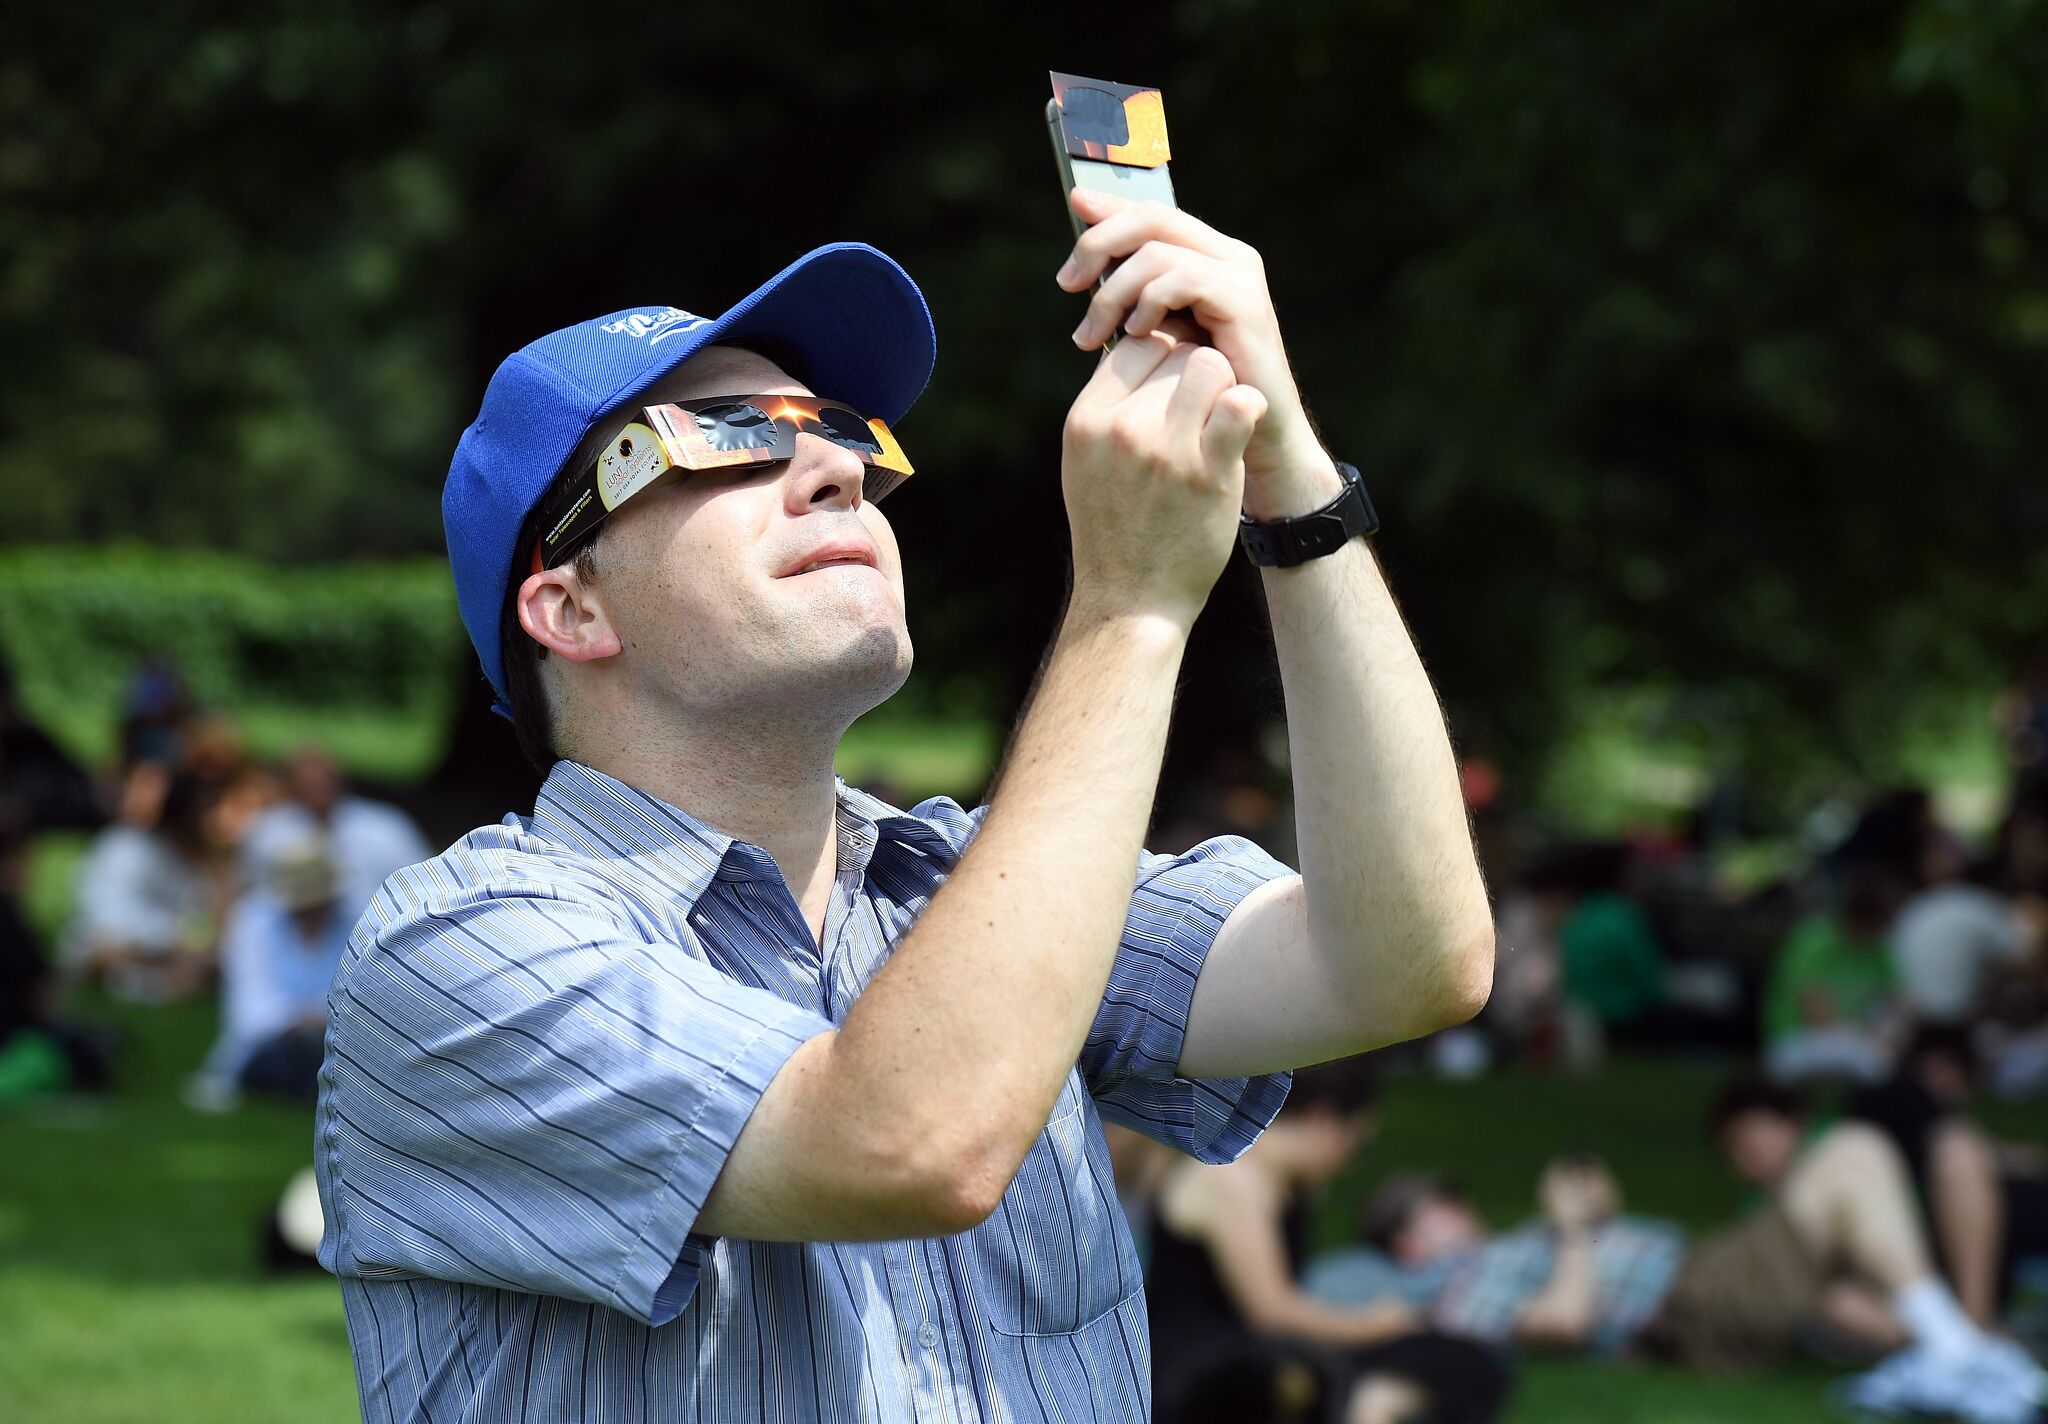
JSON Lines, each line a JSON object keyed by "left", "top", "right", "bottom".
{"left": 782, "top": 432, "right": 866, "bottom": 515}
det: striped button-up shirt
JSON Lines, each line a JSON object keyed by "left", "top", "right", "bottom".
{"left": 316, "top": 759, "right": 1292, "bottom": 1422}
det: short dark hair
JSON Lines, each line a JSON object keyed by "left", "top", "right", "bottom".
{"left": 1283, "top": 1056, "right": 1380, "bottom": 1118}
{"left": 714, "top": 334, "right": 813, "bottom": 387}
{"left": 1357, "top": 1171, "right": 1458, "bottom": 1252}
{"left": 1705, "top": 1077, "right": 1806, "bottom": 1136}
{"left": 500, "top": 534, "right": 600, "bottom": 773}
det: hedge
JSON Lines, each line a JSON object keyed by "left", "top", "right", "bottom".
{"left": 0, "top": 546, "right": 464, "bottom": 726}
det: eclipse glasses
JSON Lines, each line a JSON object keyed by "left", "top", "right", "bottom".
{"left": 529, "top": 393, "right": 914, "bottom": 572}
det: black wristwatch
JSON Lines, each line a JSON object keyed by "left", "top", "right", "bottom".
{"left": 1238, "top": 459, "right": 1379, "bottom": 568}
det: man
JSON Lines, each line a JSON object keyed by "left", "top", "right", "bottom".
{"left": 190, "top": 833, "right": 352, "bottom": 1108}
{"left": 242, "top": 744, "right": 429, "bottom": 915}
{"left": 1845, "top": 1028, "right": 2048, "bottom": 1327}
{"left": 316, "top": 188, "right": 1496, "bottom": 1420}
{"left": 1763, "top": 862, "right": 1904, "bottom": 1085}
{"left": 1341, "top": 1084, "right": 2044, "bottom": 1421}
{"left": 62, "top": 762, "right": 217, "bottom": 1001}
{"left": 1891, "top": 860, "right": 2041, "bottom": 1026}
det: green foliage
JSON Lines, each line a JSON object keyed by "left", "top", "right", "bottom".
{"left": 1171, "top": 0, "right": 2048, "bottom": 808}
{"left": 5, "top": 1, "right": 2047, "bottom": 819}
{"left": 0, "top": 547, "right": 461, "bottom": 765}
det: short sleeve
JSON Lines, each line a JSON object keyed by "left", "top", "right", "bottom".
{"left": 315, "top": 868, "right": 831, "bottom": 1326}
{"left": 1079, "top": 834, "right": 1295, "bottom": 1163}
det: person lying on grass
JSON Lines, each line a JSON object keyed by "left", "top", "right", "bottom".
{"left": 1309, "top": 1078, "right": 2044, "bottom": 1424}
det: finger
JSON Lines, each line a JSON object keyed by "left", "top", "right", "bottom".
{"left": 1065, "top": 188, "right": 1241, "bottom": 264}
{"left": 1159, "top": 343, "right": 1238, "bottom": 451}
{"left": 1121, "top": 268, "right": 1211, "bottom": 343}
{"left": 1075, "top": 329, "right": 1179, "bottom": 409}
{"left": 1072, "top": 242, "right": 1177, "bottom": 347}
{"left": 1074, "top": 244, "right": 1232, "bottom": 350}
{"left": 1058, "top": 193, "right": 1244, "bottom": 290}
{"left": 1198, "top": 382, "right": 1267, "bottom": 473}
{"left": 1123, "top": 336, "right": 1200, "bottom": 411}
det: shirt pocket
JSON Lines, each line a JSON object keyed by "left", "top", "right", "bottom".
{"left": 970, "top": 1069, "right": 1144, "bottom": 1337}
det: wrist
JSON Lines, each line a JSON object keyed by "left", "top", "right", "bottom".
{"left": 1242, "top": 440, "right": 1342, "bottom": 521}
{"left": 1058, "top": 593, "right": 1194, "bottom": 655}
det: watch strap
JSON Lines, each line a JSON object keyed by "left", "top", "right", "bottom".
{"left": 1238, "top": 459, "right": 1379, "bottom": 568}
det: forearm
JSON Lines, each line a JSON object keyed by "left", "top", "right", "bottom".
{"left": 1254, "top": 446, "right": 1492, "bottom": 1031}
{"left": 1248, "top": 1293, "right": 1415, "bottom": 1349}
{"left": 1515, "top": 1229, "right": 1599, "bottom": 1346}
{"left": 828, "top": 602, "right": 1189, "bottom": 1216}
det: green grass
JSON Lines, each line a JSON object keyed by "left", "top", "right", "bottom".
{"left": 5, "top": 1004, "right": 2041, "bottom": 1422}
{"left": 838, "top": 713, "right": 1000, "bottom": 801}
{"left": 0, "top": 996, "right": 358, "bottom": 1424}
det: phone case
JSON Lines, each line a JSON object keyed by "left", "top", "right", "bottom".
{"left": 1048, "top": 71, "right": 1176, "bottom": 215}
{"left": 1048, "top": 71, "right": 1177, "bottom": 349}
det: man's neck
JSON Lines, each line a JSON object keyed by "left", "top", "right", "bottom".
{"left": 570, "top": 711, "right": 845, "bottom": 945}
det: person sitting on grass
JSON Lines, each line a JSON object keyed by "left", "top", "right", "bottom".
{"left": 240, "top": 745, "right": 429, "bottom": 919}
{"left": 60, "top": 763, "right": 219, "bottom": 1002}
{"left": 1763, "top": 862, "right": 1905, "bottom": 1086}
{"left": 186, "top": 833, "right": 351, "bottom": 1109}
{"left": 1839, "top": 1031, "right": 2048, "bottom": 1330}
{"left": 0, "top": 806, "right": 108, "bottom": 1097}
{"left": 1330, "top": 1080, "right": 2043, "bottom": 1423}
{"left": 1146, "top": 1059, "right": 1514, "bottom": 1424}
{"left": 1531, "top": 841, "right": 1669, "bottom": 1047}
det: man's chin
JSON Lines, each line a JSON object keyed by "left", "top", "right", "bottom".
{"left": 806, "top": 624, "right": 914, "bottom": 719}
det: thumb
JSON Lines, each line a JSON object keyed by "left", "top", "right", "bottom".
{"left": 1198, "top": 384, "right": 1268, "bottom": 472}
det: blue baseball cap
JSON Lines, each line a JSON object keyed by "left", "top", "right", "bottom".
{"left": 443, "top": 241, "right": 937, "bottom": 718}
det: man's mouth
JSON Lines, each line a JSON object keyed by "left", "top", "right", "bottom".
{"left": 778, "top": 542, "right": 878, "bottom": 578}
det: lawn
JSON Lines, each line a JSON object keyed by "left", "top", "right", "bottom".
{"left": 5, "top": 999, "right": 2041, "bottom": 1423}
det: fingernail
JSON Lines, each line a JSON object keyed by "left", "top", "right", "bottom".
{"left": 1070, "top": 321, "right": 1089, "bottom": 347}
{"left": 1056, "top": 258, "right": 1078, "bottom": 287}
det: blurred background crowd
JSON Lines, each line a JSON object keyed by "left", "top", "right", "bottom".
{"left": 7, "top": 2, "right": 2048, "bottom": 1421}
{"left": 4, "top": 643, "right": 2045, "bottom": 1422}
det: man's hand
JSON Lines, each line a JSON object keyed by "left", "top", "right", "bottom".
{"left": 1056, "top": 186, "right": 1328, "bottom": 516}
{"left": 1060, "top": 329, "right": 1266, "bottom": 630}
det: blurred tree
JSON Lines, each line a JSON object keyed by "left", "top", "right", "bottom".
{"left": 3, "top": 0, "right": 2045, "bottom": 816}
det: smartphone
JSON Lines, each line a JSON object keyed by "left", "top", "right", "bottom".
{"left": 1047, "top": 71, "right": 1176, "bottom": 348}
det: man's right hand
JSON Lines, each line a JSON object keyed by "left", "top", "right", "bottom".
{"left": 1060, "top": 329, "right": 1267, "bottom": 629}
{"left": 701, "top": 335, "right": 1258, "bottom": 1243}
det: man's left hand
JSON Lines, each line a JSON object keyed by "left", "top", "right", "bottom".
{"left": 1056, "top": 186, "right": 1338, "bottom": 518}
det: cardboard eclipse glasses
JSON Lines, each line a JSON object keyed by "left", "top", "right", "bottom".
{"left": 530, "top": 394, "right": 914, "bottom": 572}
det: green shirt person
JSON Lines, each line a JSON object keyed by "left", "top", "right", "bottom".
{"left": 1561, "top": 892, "right": 1668, "bottom": 1027}
{"left": 1765, "top": 911, "right": 1897, "bottom": 1044}
{"left": 1760, "top": 867, "right": 1906, "bottom": 1085}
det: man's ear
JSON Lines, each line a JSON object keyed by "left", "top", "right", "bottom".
{"left": 516, "top": 564, "right": 623, "bottom": 664}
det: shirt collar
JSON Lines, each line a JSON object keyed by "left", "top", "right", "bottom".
{"left": 529, "top": 760, "right": 951, "bottom": 913}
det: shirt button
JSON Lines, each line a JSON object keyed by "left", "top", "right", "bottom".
{"left": 917, "top": 1322, "right": 939, "bottom": 1350}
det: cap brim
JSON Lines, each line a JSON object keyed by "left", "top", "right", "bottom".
{"left": 645, "top": 242, "right": 935, "bottom": 427}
